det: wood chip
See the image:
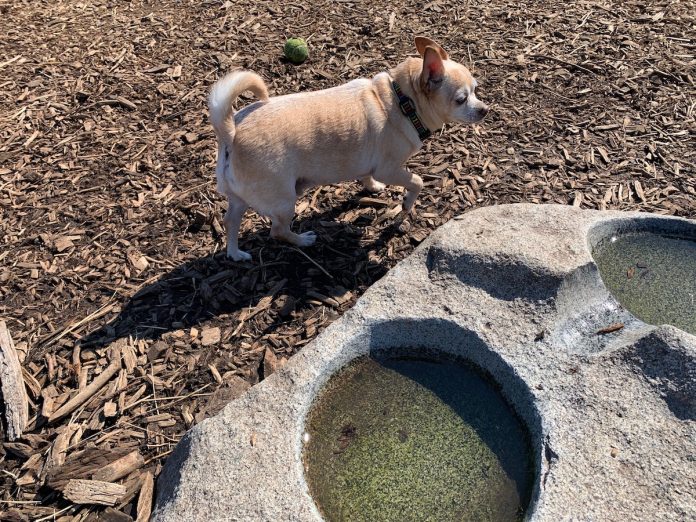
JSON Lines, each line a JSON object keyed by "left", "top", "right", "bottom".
{"left": 47, "top": 445, "right": 136, "bottom": 490}
{"left": 263, "top": 347, "right": 286, "bottom": 378}
{"left": 374, "top": 204, "right": 404, "bottom": 225}
{"left": 357, "top": 196, "right": 389, "bottom": 207}
{"left": 0, "top": 321, "right": 29, "bottom": 440}
{"left": 53, "top": 237, "right": 74, "bottom": 252}
{"left": 93, "top": 450, "right": 144, "bottom": 483}
{"left": 63, "top": 479, "right": 126, "bottom": 506}
{"left": 238, "top": 278, "right": 287, "bottom": 321}
{"left": 44, "top": 424, "right": 80, "bottom": 475}
{"left": 48, "top": 351, "right": 121, "bottom": 423}
{"left": 200, "top": 326, "right": 221, "bottom": 346}
{"left": 103, "top": 401, "right": 118, "bottom": 418}
{"left": 99, "top": 507, "right": 135, "bottom": 522}
{"left": 634, "top": 180, "right": 646, "bottom": 202}
{"left": 596, "top": 323, "right": 625, "bottom": 335}
{"left": 136, "top": 471, "right": 154, "bottom": 522}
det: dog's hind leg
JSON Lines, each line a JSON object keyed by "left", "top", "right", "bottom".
{"left": 269, "top": 203, "right": 317, "bottom": 247}
{"left": 360, "top": 175, "right": 386, "bottom": 193}
{"left": 224, "top": 193, "right": 251, "bottom": 261}
{"left": 295, "top": 178, "right": 314, "bottom": 197}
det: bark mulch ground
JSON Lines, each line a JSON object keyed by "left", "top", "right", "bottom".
{"left": 1, "top": 0, "right": 694, "bottom": 519}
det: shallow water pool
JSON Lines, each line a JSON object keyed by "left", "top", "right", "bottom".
{"left": 303, "top": 356, "right": 534, "bottom": 522}
{"left": 593, "top": 232, "right": 696, "bottom": 335}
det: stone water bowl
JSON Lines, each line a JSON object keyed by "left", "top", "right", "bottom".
{"left": 303, "top": 347, "right": 537, "bottom": 522}
{"left": 589, "top": 217, "right": 696, "bottom": 337}
{"left": 153, "top": 204, "right": 695, "bottom": 522}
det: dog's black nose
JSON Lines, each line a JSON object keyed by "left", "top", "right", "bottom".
{"left": 477, "top": 105, "right": 490, "bottom": 120}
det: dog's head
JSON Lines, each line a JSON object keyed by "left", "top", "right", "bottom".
{"left": 414, "top": 36, "right": 489, "bottom": 125}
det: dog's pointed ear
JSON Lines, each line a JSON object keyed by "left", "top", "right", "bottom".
{"left": 415, "top": 36, "right": 449, "bottom": 60}
{"left": 420, "top": 46, "right": 445, "bottom": 93}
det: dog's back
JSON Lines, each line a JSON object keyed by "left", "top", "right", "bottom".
{"left": 231, "top": 78, "right": 387, "bottom": 192}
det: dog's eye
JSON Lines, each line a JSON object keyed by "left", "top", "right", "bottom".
{"left": 455, "top": 96, "right": 468, "bottom": 105}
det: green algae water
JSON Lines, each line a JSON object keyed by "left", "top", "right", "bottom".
{"left": 593, "top": 232, "right": 696, "bottom": 335}
{"left": 303, "top": 357, "right": 534, "bottom": 522}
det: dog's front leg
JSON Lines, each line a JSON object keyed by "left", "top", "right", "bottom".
{"left": 376, "top": 167, "right": 424, "bottom": 213}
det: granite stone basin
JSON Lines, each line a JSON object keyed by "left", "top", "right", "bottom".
{"left": 589, "top": 218, "right": 696, "bottom": 336}
{"left": 303, "top": 352, "right": 536, "bottom": 522}
{"left": 153, "top": 204, "right": 696, "bottom": 522}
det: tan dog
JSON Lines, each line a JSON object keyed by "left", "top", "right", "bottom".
{"left": 209, "top": 37, "right": 489, "bottom": 261}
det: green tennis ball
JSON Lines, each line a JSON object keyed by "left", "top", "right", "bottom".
{"left": 284, "top": 38, "right": 308, "bottom": 64}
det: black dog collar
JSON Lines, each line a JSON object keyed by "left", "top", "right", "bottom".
{"left": 391, "top": 80, "right": 432, "bottom": 141}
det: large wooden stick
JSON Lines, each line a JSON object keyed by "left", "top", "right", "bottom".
{"left": 63, "top": 479, "right": 126, "bottom": 506}
{"left": 48, "top": 354, "right": 121, "bottom": 424}
{"left": 0, "top": 320, "right": 28, "bottom": 440}
{"left": 136, "top": 471, "right": 154, "bottom": 522}
{"left": 93, "top": 450, "right": 144, "bottom": 482}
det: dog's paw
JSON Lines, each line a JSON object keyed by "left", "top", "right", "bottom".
{"left": 296, "top": 231, "right": 317, "bottom": 247}
{"left": 365, "top": 180, "right": 386, "bottom": 192}
{"left": 360, "top": 176, "right": 386, "bottom": 192}
{"left": 227, "top": 248, "right": 252, "bottom": 262}
{"left": 402, "top": 198, "right": 417, "bottom": 215}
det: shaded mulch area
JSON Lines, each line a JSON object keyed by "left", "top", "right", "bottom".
{"left": 1, "top": 0, "right": 694, "bottom": 519}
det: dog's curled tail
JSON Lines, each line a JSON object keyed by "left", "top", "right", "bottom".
{"left": 208, "top": 70, "right": 269, "bottom": 144}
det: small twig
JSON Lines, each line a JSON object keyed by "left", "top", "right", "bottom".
{"left": 124, "top": 383, "right": 211, "bottom": 411}
{"left": 596, "top": 323, "right": 625, "bottom": 335}
{"left": 146, "top": 442, "right": 176, "bottom": 449}
{"left": 137, "top": 392, "right": 213, "bottom": 420}
{"left": 144, "top": 449, "right": 173, "bottom": 465}
{"left": 289, "top": 247, "right": 334, "bottom": 279}
{"left": 40, "top": 297, "right": 116, "bottom": 347}
{"left": 48, "top": 355, "right": 121, "bottom": 423}
{"left": 0, "top": 55, "right": 22, "bottom": 69}
{"left": 151, "top": 363, "right": 160, "bottom": 416}
{"left": 96, "top": 96, "right": 137, "bottom": 110}
{"left": 538, "top": 82, "right": 576, "bottom": 102}
{"left": 531, "top": 54, "right": 598, "bottom": 75}
{"left": 34, "top": 505, "right": 75, "bottom": 522}
{"left": 119, "top": 421, "right": 181, "bottom": 444}
{"left": 1, "top": 469, "right": 18, "bottom": 480}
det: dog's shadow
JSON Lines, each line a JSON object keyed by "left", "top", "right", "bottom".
{"left": 80, "top": 199, "right": 402, "bottom": 350}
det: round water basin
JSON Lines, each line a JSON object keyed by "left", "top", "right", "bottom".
{"left": 303, "top": 356, "right": 535, "bottom": 522}
{"left": 592, "top": 231, "right": 696, "bottom": 335}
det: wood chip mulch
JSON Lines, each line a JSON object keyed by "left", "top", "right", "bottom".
{"left": 1, "top": 0, "right": 694, "bottom": 519}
